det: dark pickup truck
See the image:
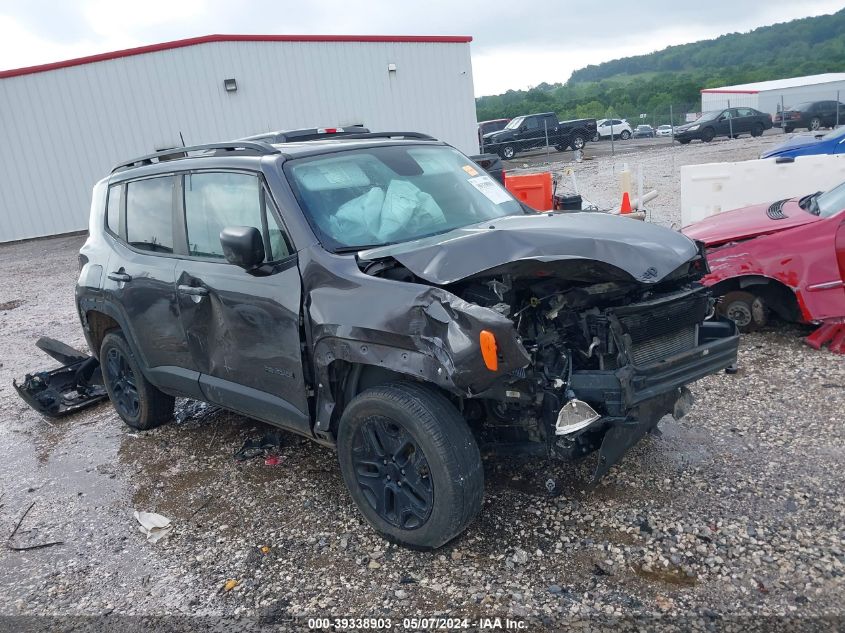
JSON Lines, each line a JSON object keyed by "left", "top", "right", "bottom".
{"left": 481, "top": 112, "right": 597, "bottom": 159}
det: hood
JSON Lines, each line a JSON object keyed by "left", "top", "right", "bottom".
{"left": 484, "top": 129, "right": 512, "bottom": 141}
{"left": 359, "top": 212, "right": 700, "bottom": 285}
{"left": 682, "top": 199, "right": 820, "bottom": 246}
{"left": 760, "top": 134, "right": 824, "bottom": 158}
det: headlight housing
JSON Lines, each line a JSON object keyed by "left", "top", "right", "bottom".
{"left": 688, "top": 124, "right": 700, "bottom": 131}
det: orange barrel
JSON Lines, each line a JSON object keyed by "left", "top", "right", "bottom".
{"left": 503, "top": 172, "right": 553, "bottom": 211}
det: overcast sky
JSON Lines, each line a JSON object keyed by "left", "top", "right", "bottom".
{"left": 1, "top": 0, "right": 842, "bottom": 96}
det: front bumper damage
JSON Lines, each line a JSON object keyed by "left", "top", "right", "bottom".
{"left": 555, "top": 318, "right": 739, "bottom": 480}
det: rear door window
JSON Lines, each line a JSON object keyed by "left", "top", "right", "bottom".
{"left": 126, "top": 176, "right": 175, "bottom": 253}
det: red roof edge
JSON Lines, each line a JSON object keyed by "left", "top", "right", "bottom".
{"left": 0, "top": 34, "right": 473, "bottom": 79}
{"left": 700, "top": 89, "right": 759, "bottom": 94}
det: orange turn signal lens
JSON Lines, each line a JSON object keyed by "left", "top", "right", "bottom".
{"left": 480, "top": 330, "right": 498, "bottom": 372}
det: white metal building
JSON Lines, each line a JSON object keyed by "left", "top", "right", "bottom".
{"left": 701, "top": 73, "right": 845, "bottom": 115}
{"left": 0, "top": 34, "right": 478, "bottom": 243}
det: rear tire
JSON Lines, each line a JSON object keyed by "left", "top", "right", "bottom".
{"left": 569, "top": 134, "right": 585, "bottom": 150}
{"left": 620, "top": 130, "right": 631, "bottom": 140}
{"left": 592, "top": 132, "right": 600, "bottom": 142}
{"left": 751, "top": 123, "right": 764, "bottom": 137}
{"left": 809, "top": 117, "right": 821, "bottom": 131}
{"left": 337, "top": 382, "right": 484, "bottom": 549}
{"left": 100, "top": 332, "right": 174, "bottom": 430}
{"left": 784, "top": 126, "right": 794, "bottom": 133}
{"left": 719, "top": 291, "right": 768, "bottom": 333}
{"left": 499, "top": 145, "right": 515, "bottom": 160}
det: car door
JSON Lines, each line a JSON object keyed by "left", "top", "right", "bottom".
{"left": 715, "top": 109, "right": 732, "bottom": 136}
{"left": 103, "top": 175, "right": 200, "bottom": 397}
{"left": 174, "top": 169, "right": 310, "bottom": 434}
{"left": 521, "top": 116, "right": 542, "bottom": 149}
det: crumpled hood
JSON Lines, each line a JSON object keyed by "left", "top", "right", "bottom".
{"left": 683, "top": 199, "right": 821, "bottom": 246}
{"left": 359, "top": 212, "right": 700, "bottom": 285}
{"left": 760, "top": 134, "right": 824, "bottom": 158}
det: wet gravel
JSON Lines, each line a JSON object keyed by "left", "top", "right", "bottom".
{"left": 0, "top": 140, "right": 843, "bottom": 630}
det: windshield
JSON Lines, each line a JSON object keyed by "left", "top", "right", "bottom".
{"left": 504, "top": 116, "right": 524, "bottom": 130}
{"left": 815, "top": 180, "right": 845, "bottom": 218}
{"left": 285, "top": 145, "right": 524, "bottom": 251}
{"left": 696, "top": 111, "right": 721, "bottom": 122}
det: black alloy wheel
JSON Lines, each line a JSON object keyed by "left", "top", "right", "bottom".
{"left": 351, "top": 417, "right": 433, "bottom": 530}
{"left": 100, "top": 331, "right": 174, "bottom": 429}
{"left": 105, "top": 347, "right": 140, "bottom": 420}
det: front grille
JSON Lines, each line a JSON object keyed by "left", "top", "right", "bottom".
{"left": 630, "top": 325, "right": 697, "bottom": 366}
{"left": 767, "top": 199, "right": 789, "bottom": 220}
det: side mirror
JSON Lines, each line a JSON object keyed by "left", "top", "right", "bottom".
{"left": 220, "top": 226, "right": 264, "bottom": 270}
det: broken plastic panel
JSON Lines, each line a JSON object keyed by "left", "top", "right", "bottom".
{"left": 13, "top": 337, "right": 107, "bottom": 417}
{"left": 555, "top": 399, "right": 601, "bottom": 436}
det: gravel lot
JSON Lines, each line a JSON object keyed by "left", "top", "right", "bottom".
{"left": 0, "top": 135, "right": 843, "bottom": 631}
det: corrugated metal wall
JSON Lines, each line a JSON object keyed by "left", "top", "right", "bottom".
{"left": 700, "top": 92, "right": 760, "bottom": 112}
{"left": 757, "top": 80, "right": 845, "bottom": 116}
{"left": 0, "top": 40, "right": 478, "bottom": 242}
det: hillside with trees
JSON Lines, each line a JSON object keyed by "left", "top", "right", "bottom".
{"left": 476, "top": 9, "right": 845, "bottom": 126}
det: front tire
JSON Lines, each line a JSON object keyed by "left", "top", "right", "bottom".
{"left": 701, "top": 127, "right": 715, "bottom": 142}
{"left": 100, "top": 331, "right": 174, "bottom": 430}
{"left": 592, "top": 132, "right": 600, "bottom": 142}
{"left": 337, "top": 382, "right": 484, "bottom": 549}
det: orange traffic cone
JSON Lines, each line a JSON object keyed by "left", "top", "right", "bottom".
{"left": 620, "top": 191, "right": 632, "bottom": 214}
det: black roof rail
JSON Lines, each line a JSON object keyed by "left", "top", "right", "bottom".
{"left": 336, "top": 132, "right": 436, "bottom": 141}
{"left": 111, "top": 141, "right": 280, "bottom": 173}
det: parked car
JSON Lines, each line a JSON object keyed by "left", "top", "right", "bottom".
{"left": 759, "top": 125, "right": 845, "bottom": 159}
{"left": 477, "top": 118, "right": 510, "bottom": 146}
{"left": 683, "top": 182, "right": 845, "bottom": 346}
{"left": 482, "top": 112, "right": 597, "bottom": 159}
{"left": 673, "top": 107, "right": 772, "bottom": 143}
{"left": 72, "top": 129, "right": 738, "bottom": 548}
{"left": 773, "top": 101, "right": 845, "bottom": 132}
{"left": 633, "top": 124, "right": 655, "bottom": 139}
{"left": 593, "top": 118, "right": 633, "bottom": 141}
{"left": 656, "top": 124, "right": 673, "bottom": 137}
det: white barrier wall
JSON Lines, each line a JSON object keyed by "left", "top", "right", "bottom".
{"left": 680, "top": 154, "right": 845, "bottom": 227}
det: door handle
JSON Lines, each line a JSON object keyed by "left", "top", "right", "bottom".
{"left": 178, "top": 285, "right": 208, "bottom": 297}
{"left": 107, "top": 271, "right": 132, "bottom": 283}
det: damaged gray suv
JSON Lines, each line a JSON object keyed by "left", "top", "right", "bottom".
{"left": 75, "top": 131, "right": 739, "bottom": 548}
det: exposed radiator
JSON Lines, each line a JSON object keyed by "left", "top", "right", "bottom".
{"left": 629, "top": 325, "right": 697, "bottom": 366}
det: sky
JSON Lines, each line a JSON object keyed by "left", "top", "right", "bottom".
{"left": 1, "top": 0, "right": 843, "bottom": 96}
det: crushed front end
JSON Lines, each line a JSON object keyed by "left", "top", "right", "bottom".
{"left": 444, "top": 267, "right": 739, "bottom": 480}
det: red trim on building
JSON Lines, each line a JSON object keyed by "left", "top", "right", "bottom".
{"left": 0, "top": 34, "right": 473, "bottom": 79}
{"left": 700, "top": 89, "right": 760, "bottom": 94}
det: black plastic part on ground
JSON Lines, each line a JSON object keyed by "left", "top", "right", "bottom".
{"left": 12, "top": 337, "right": 107, "bottom": 417}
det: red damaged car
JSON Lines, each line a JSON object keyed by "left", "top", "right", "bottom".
{"left": 683, "top": 181, "right": 845, "bottom": 353}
